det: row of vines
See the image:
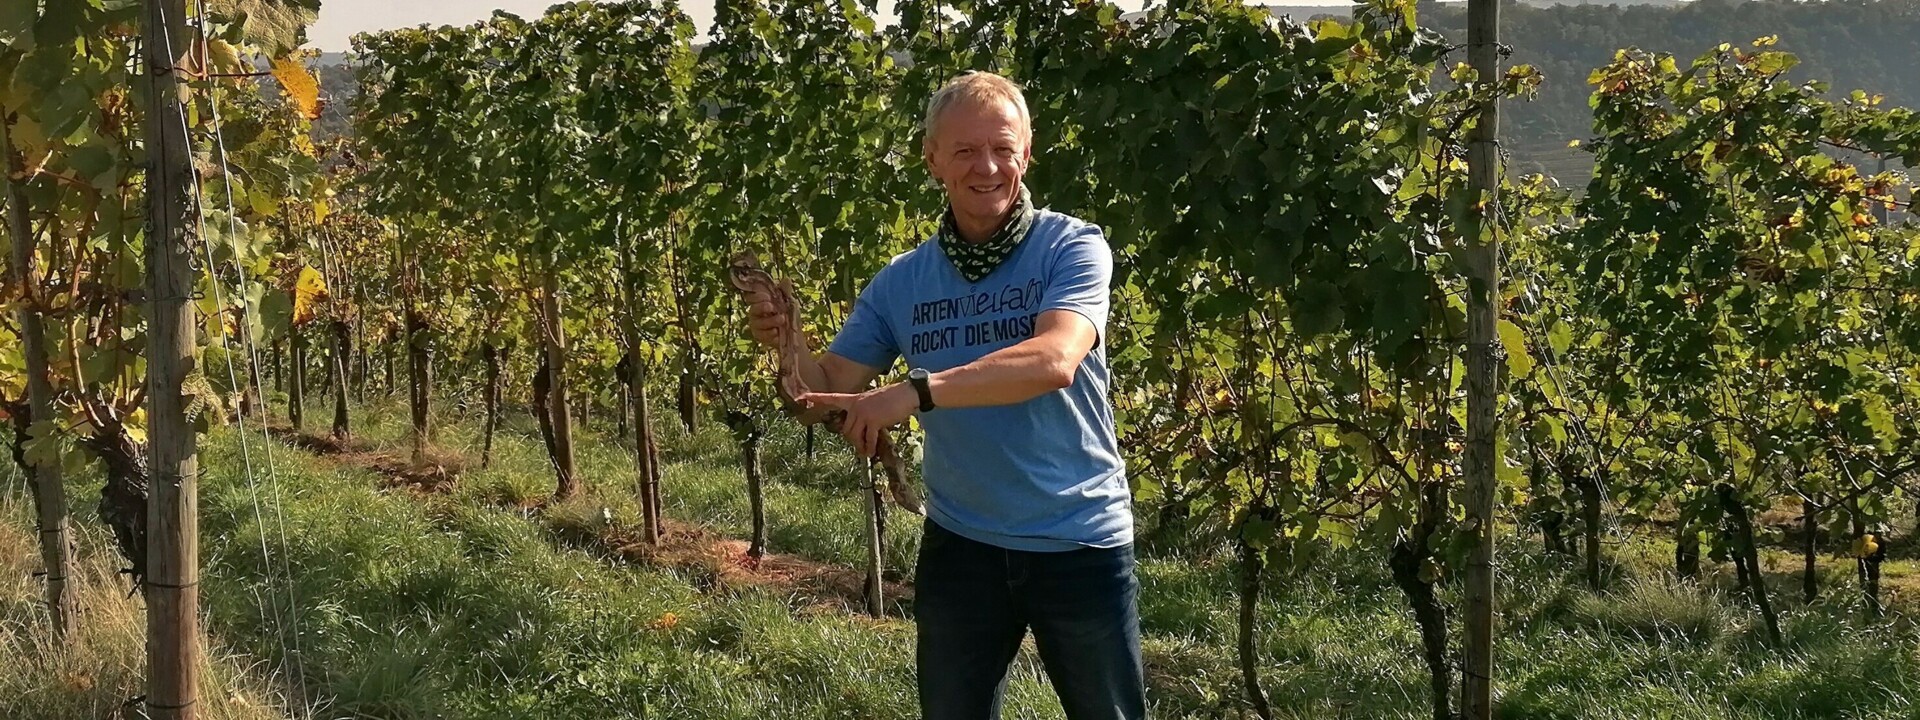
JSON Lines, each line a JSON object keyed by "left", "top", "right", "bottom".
{"left": 4, "top": 0, "right": 1918, "bottom": 718}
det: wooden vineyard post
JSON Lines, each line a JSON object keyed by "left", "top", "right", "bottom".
{"left": 141, "top": 0, "right": 202, "bottom": 716}
{"left": 288, "top": 330, "right": 305, "bottom": 430}
{"left": 864, "top": 459, "right": 884, "bottom": 617}
{"left": 1462, "top": 0, "right": 1504, "bottom": 716}
{"left": 331, "top": 319, "right": 351, "bottom": 440}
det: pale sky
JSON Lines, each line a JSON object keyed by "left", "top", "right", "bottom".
{"left": 307, "top": 1, "right": 1352, "bottom": 52}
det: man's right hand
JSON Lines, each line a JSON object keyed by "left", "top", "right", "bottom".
{"left": 745, "top": 289, "right": 783, "bottom": 348}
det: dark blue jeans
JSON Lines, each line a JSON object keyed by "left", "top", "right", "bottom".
{"left": 915, "top": 518, "right": 1147, "bottom": 720}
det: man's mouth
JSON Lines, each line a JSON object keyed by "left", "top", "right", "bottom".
{"left": 968, "top": 182, "right": 1005, "bottom": 195}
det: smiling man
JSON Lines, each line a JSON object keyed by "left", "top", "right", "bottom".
{"left": 742, "top": 71, "right": 1143, "bottom": 720}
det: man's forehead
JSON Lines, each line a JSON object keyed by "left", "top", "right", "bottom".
{"left": 934, "top": 100, "right": 1028, "bottom": 140}
{"left": 942, "top": 96, "right": 1024, "bottom": 122}
{"left": 944, "top": 124, "right": 1023, "bottom": 142}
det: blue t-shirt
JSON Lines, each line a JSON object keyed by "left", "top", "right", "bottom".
{"left": 828, "top": 209, "right": 1131, "bottom": 552}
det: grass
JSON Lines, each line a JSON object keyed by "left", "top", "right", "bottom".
{"left": 187, "top": 402, "right": 1077, "bottom": 719}
{"left": 5, "top": 391, "right": 1920, "bottom": 718}
{"left": 0, "top": 467, "right": 288, "bottom": 720}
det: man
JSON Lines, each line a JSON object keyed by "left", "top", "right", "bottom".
{"left": 743, "top": 71, "right": 1145, "bottom": 720}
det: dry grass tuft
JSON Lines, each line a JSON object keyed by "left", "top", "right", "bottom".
{"left": 0, "top": 489, "right": 290, "bottom": 720}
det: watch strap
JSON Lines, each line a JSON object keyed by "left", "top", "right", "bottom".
{"left": 909, "top": 371, "right": 936, "bottom": 412}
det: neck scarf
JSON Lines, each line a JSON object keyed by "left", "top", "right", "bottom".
{"left": 938, "top": 183, "right": 1036, "bottom": 283}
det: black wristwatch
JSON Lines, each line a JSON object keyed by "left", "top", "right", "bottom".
{"left": 907, "top": 367, "right": 936, "bottom": 413}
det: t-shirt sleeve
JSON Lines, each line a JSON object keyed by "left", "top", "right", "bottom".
{"left": 1040, "top": 224, "right": 1114, "bottom": 341}
{"left": 827, "top": 274, "right": 900, "bottom": 371}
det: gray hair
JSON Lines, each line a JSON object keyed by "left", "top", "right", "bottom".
{"left": 923, "top": 71, "right": 1032, "bottom": 147}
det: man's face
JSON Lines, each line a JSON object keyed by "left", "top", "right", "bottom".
{"left": 925, "top": 97, "right": 1031, "bottom": 233}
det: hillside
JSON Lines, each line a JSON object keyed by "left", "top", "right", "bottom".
{"left": 1420, "top": 0, "right": 1920, "bottom": 187}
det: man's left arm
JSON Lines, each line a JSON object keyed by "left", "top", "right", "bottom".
{"left": 919, "top": 311, "right": 1096, "bottom": 406}
{"left": 931, "top": 223, "right": 1112, "bottom": 407}
{"left": 802, "top": 226, "right": 1111, "bottom": 456}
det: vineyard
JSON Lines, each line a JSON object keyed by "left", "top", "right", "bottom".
{"left": 3, "top": 0, "right": 1920, "bottom": 718}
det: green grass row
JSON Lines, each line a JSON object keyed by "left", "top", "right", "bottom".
{"left": 253, "top": 394, "right": 1920, "bottom": 718}
{"left": 6, "top": 391, "right": 1919, "bottom": 718}
{"left": 193, "top": 402, "right": 1071, "bottom": 719}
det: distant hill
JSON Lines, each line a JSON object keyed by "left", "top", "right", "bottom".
{"left": 1512, "top": 0, "right": 1687, "bottom": 6}
{"left": 1247, "top": 4, "right": 1355, "bottom": 19}
{"left": 1194, "top": 0, "right": 1692, "bottom": 21}
{"left": 1420, "top": 0, "right": 1919, "bottom": 189}
{"left": 312, "top": 59, "right": 358, "bottom": 143}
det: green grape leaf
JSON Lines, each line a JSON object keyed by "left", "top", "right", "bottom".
{"left": 208, "top": 0, "right": 319, "bottom": 55}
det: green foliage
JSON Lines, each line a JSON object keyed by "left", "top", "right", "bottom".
{"left": 350, "top": 1, "right": 705, "bottom": 431}
{"left": 1563, "top": 40, "right": 1920, "bottom": 537}
{"left": 208, "top": 0, "right": 322, "bottom": 57}
{"left": 336, "top": 2, "right": 1920, "bottom": 709}
{"left": 0, "top": 0, "right": 325, "bottom": 480}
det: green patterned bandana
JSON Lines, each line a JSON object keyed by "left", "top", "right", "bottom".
{"left": 938, "top": 183, "right": 1036, "bottom": 283}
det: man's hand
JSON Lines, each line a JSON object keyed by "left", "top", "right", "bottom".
{"left": 800, "top": 383, "right": 917, "bottom": 458}
{"left": 745, "top": 288, "right": 783, "bottom": 348}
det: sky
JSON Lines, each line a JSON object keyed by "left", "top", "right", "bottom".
{"left": 306, "top": 0, "right": 1352, "bottom": 52}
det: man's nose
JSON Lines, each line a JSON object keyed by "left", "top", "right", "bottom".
{"left": 972, "top": 153, "right": 1000, "bottom": 177}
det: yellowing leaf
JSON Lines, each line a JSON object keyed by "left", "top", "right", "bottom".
{"left": 1498, "top": 319, "right": 1535, "bottom": 377}
{"left": 8, "top": 114, "right": 49, "bottom": 168}
{"left": 206, "top": 38, "right": 244, "bottom": 74}
{"left": 249, "top": 187, "right": 279, "bottom": 217}
{"left": 292, "top": 266, "right": 329, "bottom": 327}
{"left": 293, "top": 132, "right": 317, "bottom": 157}
{"left": 312, "top": 197, "right": 330, "bottom": 224}
{"left": 271, "top": 54, "right": 321, "bottom": 120}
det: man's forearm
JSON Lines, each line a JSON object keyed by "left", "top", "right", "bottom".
{"left": 793, "top": 313, "right": 1094, "bottom": 454}
{"left": 925, "top": 337, "right": 1078, "bottom": 409}
{"left": 784, "top": 346, "right": 835, "bottom": 424}
{"left": 786, "top": 344, "right": 883, "bottom": 424}
{"left": 795, "top": 345, "right": 830, "bottom": 392}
